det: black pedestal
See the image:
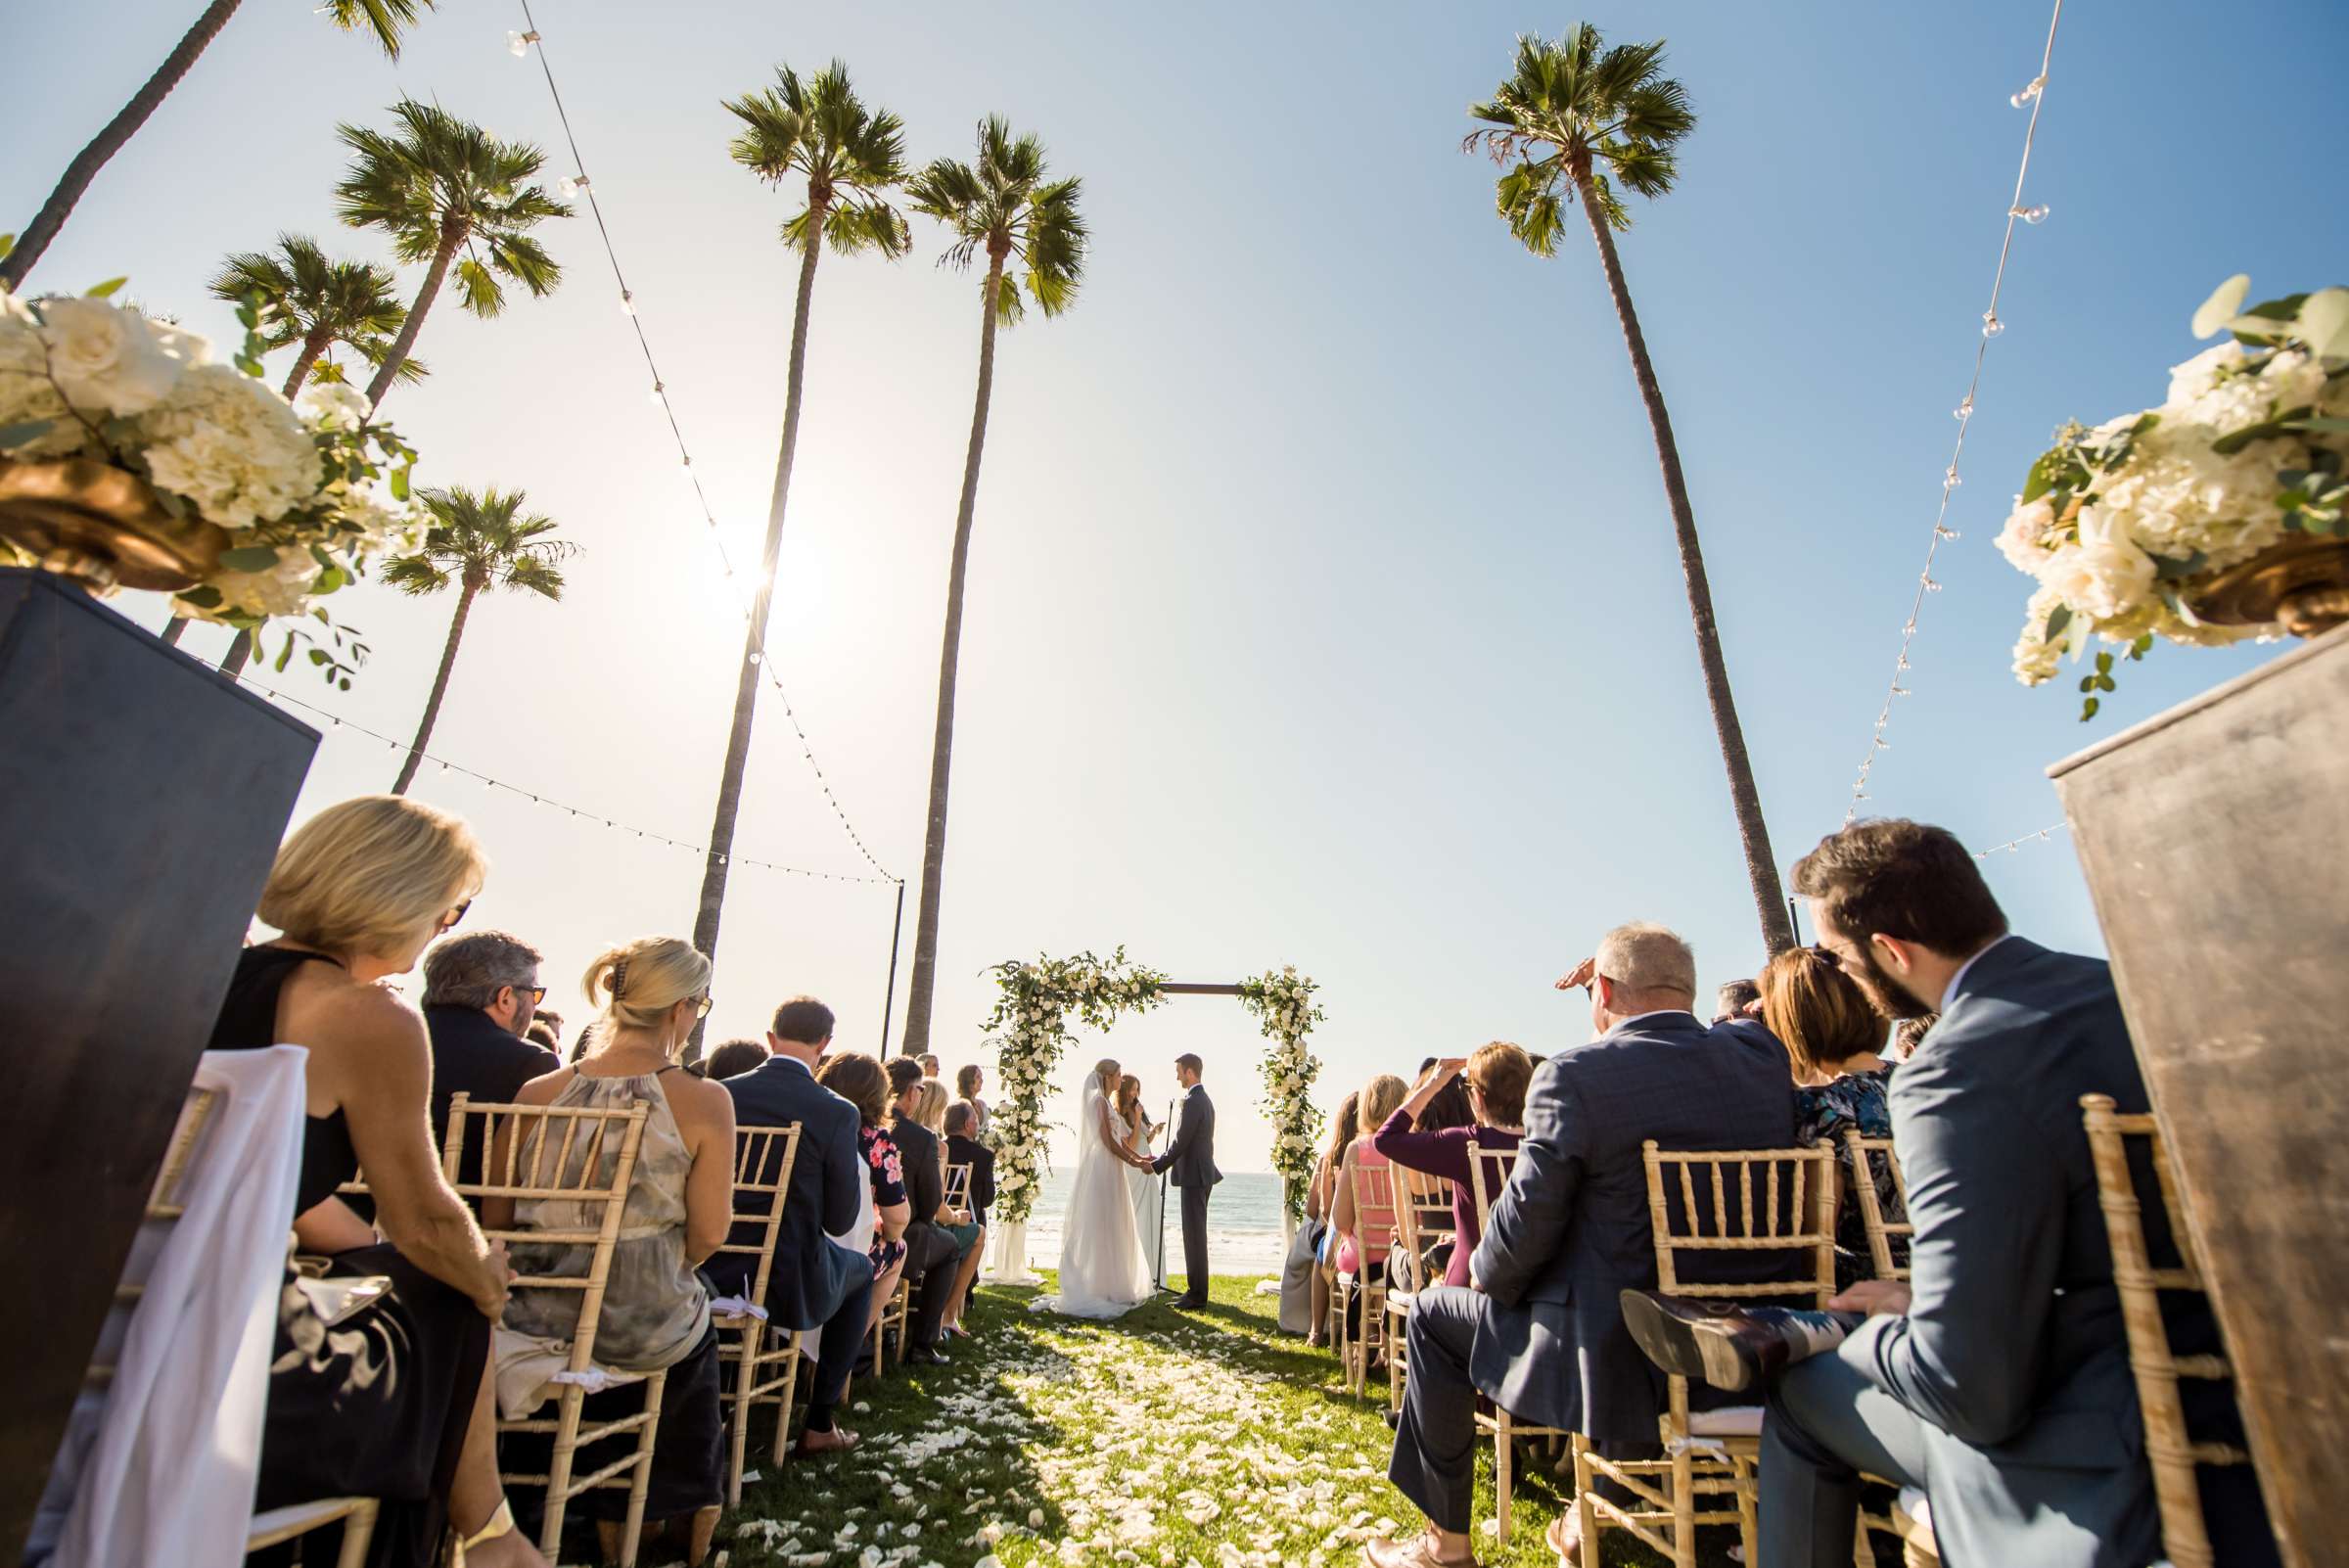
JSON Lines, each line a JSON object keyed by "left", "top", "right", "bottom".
{"left": 0, "top": 569, "right": 318, "bottom": 1561}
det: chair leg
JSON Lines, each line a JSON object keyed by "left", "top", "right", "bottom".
{"left": 334, "top": 1499, "right": 377, "bottom": 1568}
{"left": 1495, "top": 1410, "right": 1513, "bottom": 1543}
{"left": 770, "top": 1342, "right": 802, "bottom": 1467}
{"left": 1735, "top": 1453, "right": 1760, "bottom": 1566}
{"left": 726, "top": 1334, "right": 753, "bottom": 1507}
{"left": 1670, "top": 1443, "right": 1696, "bottom": 1568}
{"left": 539, "top": 1387, "right": 585, "bottom": 1560}
{"left": 1572, "top": 1434, "right": 1600, "bottom": 1565}
{"left": 617, "top": 1369, "right": 668, "bottom": 1568}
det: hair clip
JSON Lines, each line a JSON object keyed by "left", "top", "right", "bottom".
{"left": 610, "top": 958, "right": 628, "bottom": 999}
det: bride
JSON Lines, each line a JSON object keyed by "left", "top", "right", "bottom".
{"left": 1034, "top": 1058, "right": 1156, "bottom": 1318}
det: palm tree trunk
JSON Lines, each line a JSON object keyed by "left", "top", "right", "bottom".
{"left": 363, "top": 226, "right": 462, "bottom": 411}
{"left": 282, "top": 327, "right": 332, "bottom": 399}
{"left": 898, "top": 259, "right": 1006, "bottom": 1059}
{"left": 392, "top": 581, "right": 479, "bottom": 796}
{"left": 688, "top": 204, "right": 828, "bottom": 1053}
{"left": 1572, "top": 170, "right": 1794, "bottom": 955}
{"left": 0, "top": 0, "right": 246, "bottom": 291}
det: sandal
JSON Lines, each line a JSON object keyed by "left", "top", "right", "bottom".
{"left": 795, "top": 1424, "right": 862, "bottom": 1457}
{"left": 1544, "top": 1511, "right": 1583, "bottom": 1567}
{"left": 1360, "top": 1530, "right": 1475, "bottom": 1568}
{"left": 453, "top": 1499, "right": 517, "bottom": 1566}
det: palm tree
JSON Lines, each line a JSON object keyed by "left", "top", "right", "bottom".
{"left": 896, "top": 118, "right": 1088, "bottom": 1059}
{"left": 208, "top": 234, "right": 423, "bottom": 399}
{"left": 688, "top": 62, "right": 909, "bottom": 1031}
{"left": 335, "top": 99, "right": 569, "bottom": 411}
{"left": 0, "top": 1, "right": 437, "bottom": 291}
{"left": 1466, "top": 25, "right": 1794, "bottom": 954}
{"left": 380, "top": 485, "right": 575, "bottom": 796}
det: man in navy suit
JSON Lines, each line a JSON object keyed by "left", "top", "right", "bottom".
{"left": 1369, "top": 922, "right": 1797, "bottom": 1568}
{"left": 1628, "top": 821, "right": 2273, "bottom": 1568}
{"left": 710, "top": 995, "right": 871, "bottom": 1454}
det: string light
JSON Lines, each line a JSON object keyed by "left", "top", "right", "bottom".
{"left": 222, "top": 668, "right": 898, "bottom": 885}
{"left": 503, "top": 0, "right": 899, "bottom": 884}
{"left": 1844, "top": 0, "right": 2065, "bottom": 825}
{"left": 1973, "top": 822, "right": 2067, "bottom": 858}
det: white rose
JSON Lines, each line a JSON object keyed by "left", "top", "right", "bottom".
{"left": 2010, "top": 585, "right": 2066, "bottom": 686}
{"left": 2255, "top": 348, "right": 2327, "bottom": 417}
{"left": 2165, "top": 341, "right": 2244, "bottom": 407}
{"left": 1995, "top": 495, "right": 2060, "bottom": 575}
{"left": 35, "top": 298, "right": 186, "bottom": 415}
{"left": 0, "top": 306, "right": 85, "bottom": 457}
{"left": 207, "top": 547, "right": 319, "bottom": 620}
{"left": 299, "top": 381, "right": 372, "bottom": 432}
{"left": 2041, "top": 505, "right": 2156, "bottom": 621}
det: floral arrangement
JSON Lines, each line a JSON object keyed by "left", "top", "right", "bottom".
{"left": 980, "top": 947, "right": 1167, "bottom": 1226}
{"left": 2001, "top": 277, "right": 2349, "bottom": 717}
{"left": 0, "top": 268, "right": 420, "bottom": 685}
{"left": 1236, "top": 966, "right": 1326, "bottom": 1221}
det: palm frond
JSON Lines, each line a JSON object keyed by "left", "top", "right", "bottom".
{"left": 319, "top": 0, "right": 436, "bottom": 60}
{"left": 380, "top": 552, "right": 451, "bottom": 595}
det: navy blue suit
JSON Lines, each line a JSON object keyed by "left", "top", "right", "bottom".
{"left": 1388, "top": 1011, "right": 1797, "bottom": 1533}
{"left": 714, "top": 1054, "right": 871, "bottom": 1411}
{"left": 1761, "top": 938, "right": 2277, "bottom": 1567}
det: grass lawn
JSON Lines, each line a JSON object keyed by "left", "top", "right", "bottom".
{"left": 722, "top": 1272, "right": 1736, "bottom": 1568}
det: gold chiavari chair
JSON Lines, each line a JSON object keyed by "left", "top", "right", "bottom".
{"left": 1384, "top": 1172, "right": 1456, "bottom": 1416}
{"left": 1329, "top": 1158, "right": 1398, "bottom": 1399}
{"left": 1842, "top": 1130, "right": 1913, "bottom": 1282}
{"left": 712, "top": 1122, "right": 802, "bottom": 1504}
{"left": 446, "top": 1094, "right": 663, "bottom": 1567}
{"left": 1574, "top": 1141, "right": 1839, "bottom": 1568}
{"left": 1464, "top": 1142, "right": 1568, "bottom": 1542}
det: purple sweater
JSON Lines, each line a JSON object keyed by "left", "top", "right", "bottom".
{"left": 1370, "top": 1111, "right": 1522, "bottom": 1288}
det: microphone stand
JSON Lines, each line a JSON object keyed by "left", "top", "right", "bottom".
{"left": 1154, "top": 1095, "right": 1174, "bottom": 1293}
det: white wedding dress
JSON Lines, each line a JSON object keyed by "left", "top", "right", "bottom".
{"left": 1034, "top": 1082, "right": 1154, "bottom": 1318}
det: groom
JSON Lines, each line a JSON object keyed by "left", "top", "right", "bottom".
{"left": 1150, "top": 1053, "right": 1221, "bottom": 1308}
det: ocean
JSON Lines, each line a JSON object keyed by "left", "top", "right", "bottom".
{"left": 1018, "top": 1169, "right": 1290, "bottom": 1274}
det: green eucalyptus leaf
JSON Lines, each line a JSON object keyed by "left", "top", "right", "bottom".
{"left": 0, "top": 234, "right": 14, "bottom": 261}
{"left": 274, "top": 636, "right": 293, "bottom": 673}
{"left": 2081, "top": 695, "right": 2101, "bottom": 721}
{"left": 176, "top": 584, "right": 223, "bottom": 609}
{"left": 2020, "top": 448, "right": 2064, "bottom": 505}
{"left": 0, "top": 419, "right": 56, "bottom": 449}
{"left": 2096, "top": 673, "right": 2117, "bottom": 692}
{"left": 2095, "top": 650, "right": 2114, "bottom": 672}
{"left": 2129, "top": 634, "right": 2153, "bottom": 661}
{"left": 2298, "top": 288, "right": 2349, "bottom": 362}
{"left": 83, "top": 277, "right": 129, "bottom": 300}
{"left": 217, "top": 545, "right": 282, "bottom": 572}
{"left": 390, "top": 465, "right": 411, "bottom": 502}
{"left": 2153, "top": 550, "right": 2210, "bottom": 581}
{"left": 2079, "top": 674, "right": 2097, "bottom": 693}
{"left": 2044, "top": 603, "right": 2073, "bottom": 640}
{"left": 2192, "top": 275, "right": 2251, "bottom": 338}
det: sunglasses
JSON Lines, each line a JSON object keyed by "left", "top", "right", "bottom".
{"left": 437, "top": 899, "right": 473, "bottom": 934}
{"left": 515, "top": 985, "right": 548, "bottom": 1005}
{"left": 695, "top": 994, "right": 714, "bottom": 1020}
{"left": 1809, "top": 944, "right": 1843, "bottom": 971}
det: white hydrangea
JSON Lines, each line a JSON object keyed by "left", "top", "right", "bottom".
{"left": 204, "top": 548, "right": 319, "bottom": 619}
{"left": 0, "top": 297, "right": 86, "bottom": 457}
{"left": 299, "top": 381, "right": 372, "bottom": 432}
{"left": 137, "top": 365, "right": 320, "bottom": 528}
{"left": 34, "top": 297, "right": 194, "bottom": 416}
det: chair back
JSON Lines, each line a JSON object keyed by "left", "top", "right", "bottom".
{"left": 1841, "top": 1129, "right": 1913, "bottom": 1281}
{"left": 1393, "top": 1176, "right": 1455, "bottom": 1290}
{"left": 1640, "top": 1142, "right": 1839, "bottom": 1309}
{"left": 2081, "top": 1093, "right": 2249, "bottom": 1568}
{"left": 1465, "top": 1143, "right": 1522, "bottom": 1237}
{"left": 944, "top": 1161, "right": 973, "bottom": 1220}
{"left": 1347, "top": 1156, "right": 1398, "bottom": 1268}
{"left": 86, "top": 1084, "right": 223, "bottom": 1383}
{"left": 715, "top": 1123, "right": 803, "bottom": 1309}
{"left": 444, "top": 1093, "right": 651, "bottom": 1373}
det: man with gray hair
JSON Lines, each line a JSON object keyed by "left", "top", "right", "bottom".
{"left": 421, "top": 929, "right": 559, "bottom": 1196}
{"left": 1370, "top": 923, "right": 1798, "bottom": 1568}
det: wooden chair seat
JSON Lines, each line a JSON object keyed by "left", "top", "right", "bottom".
{"left": 245, "top": 1498, "right": 379, "bottom": 1566}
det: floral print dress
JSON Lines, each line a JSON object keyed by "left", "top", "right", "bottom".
{"left": 859, "top": 1123, "right": 909, "bottom": 1278}
{"left": 1796, "top": 1068, "right": 1902, "bottom": 1287}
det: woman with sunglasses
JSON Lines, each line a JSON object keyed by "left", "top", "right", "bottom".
{"left": 206, "top": 795, "right": 546, "bottom": 1567}
{"left": 490, "top": 936, "right": 735, "bottom": 1566}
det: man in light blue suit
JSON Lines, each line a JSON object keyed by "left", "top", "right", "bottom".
{"left": 1632, "top": 820, "right": 2273, "bottom": 1568}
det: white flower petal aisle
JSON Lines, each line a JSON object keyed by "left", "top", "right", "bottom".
{"left": 718, "top": 1280, "right": 1592, "bottom": 1568}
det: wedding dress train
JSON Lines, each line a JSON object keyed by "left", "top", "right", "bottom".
{"left": 1034, "top": 1081, "right": 1154, "bottom": 1318}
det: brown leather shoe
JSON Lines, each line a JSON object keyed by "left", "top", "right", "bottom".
{"left": 1618, "top": 1290, "right": 1786, "bottom": 1393}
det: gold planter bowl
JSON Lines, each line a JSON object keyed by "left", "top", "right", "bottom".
{"left": 0, "top": 456, "right": 228, "bottom": 594}
{"left": 2189, "top": 534, "right": 2349, "bottom": 639}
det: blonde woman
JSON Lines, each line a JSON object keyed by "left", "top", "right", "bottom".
{"left": 203, "top": 797, "right": 546, "bottom": 1568}
{"left": 490, "top": 937, "right": 735, "bottom": 1561}
{"left": 1332, "top": 1074, "right": 1407, "bottom": 1282}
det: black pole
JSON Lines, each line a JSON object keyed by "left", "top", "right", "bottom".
{"left": 879, "top": 879, "right": 906, "bottom": 1053}
{"left": 1153, "top": 1095, "right": 1174, "bottom": 1292}
{"left": 1787, "top": 896, "right": 1803, "bottom": 946}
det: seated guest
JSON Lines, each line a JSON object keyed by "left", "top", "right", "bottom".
{"left": 701, "top": 1037, "right": 769, "bottom": 1082}
{"left": 1624, "top": 821, "right": 2276, "bottom": 1568}
{"left": 955, "top": 1062, "right": 990, "bottom": 1139}
{"left": 1714, "top": 977, "right": 1762, "bottom": 1023}
{"left": 1301, "top": 1090, "right": 1359, "bottom": 1349}
{"left": 522, "top": 1017, "right": 561, "bottom": 1054}
{"left": 1369, "top": 1044, "right": 1533, "bottom": 1288}
{"left": 885, "top": 1059, "right": 975, "bottom": 1367}
{"left": 942, "top": 1101, "right": 995, "bottom": 1335}
{"left": 816, "top": 1054, "right": 910, "bottom": 1353}
{"left": 1331, "top": 1074, "right": 1406, "bottom": 1321}
{"left": 207, "top": 796, "right": 544, "bottom": 1568}
{"left": 491, "top": 938, "right": 734, "bottom": 1562}
{"left": 1758, "top": 945, "right": 1899, "bottom": 1287}
{"left": 419, "top": 929, "right": 560, "bottom": 1194}
{"left": 713, "top": 997, "right": 871, "bottom": 1455}
{"left": 1370, "top": 922, "right": 1796, "bottom": 1568}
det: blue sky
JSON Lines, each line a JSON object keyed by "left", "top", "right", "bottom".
{"left": 9, "top": 0, "right": 2343, "bottom": 1170}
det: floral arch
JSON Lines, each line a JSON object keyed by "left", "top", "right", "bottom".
{"left": 977, "top": 948, "right": 1324, "bottom": 1278}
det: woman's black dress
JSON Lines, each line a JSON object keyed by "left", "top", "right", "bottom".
{"left": 210, "top": 945, "right": 488, "bottom": 1568}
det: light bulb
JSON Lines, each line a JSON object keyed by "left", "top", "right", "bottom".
{"left": 2010, "top": 76, "right": 2043, "bottom": 108}
{"left": 1936, "top": 524, "right": 1961, "bottom": 541}
{"left": 506, "top": 28, "right": 538, "bottom": 57}
{"left": 618, "top": 290, "right": 635, "bottom": 316}
{"left": 2010, "top": 203, "right": 2050, "bottom": 224}
{"left": 558, "top": 174, "right": 590, "bottom": 199}
{"left": 1981, "top": 310, "right": 2004, "bottom": 339}
{"left": 747, "top": 651, "right": 763, "bottom": 667}
{"left": 1953, "top": 396, "right": 1974, "bottom": 420}
{"left": 1944, "top": 466, "right": 1962, "bottom": 488}
{"left": 1922, "top": 575, "right": 1943, "bottom": 593}
{"left": 648, "top": 381, "right": 664, "bottom": 404}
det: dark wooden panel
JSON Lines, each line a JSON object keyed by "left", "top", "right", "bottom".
{"left": 0, "top": 569, "right": 317, "bottom": 1560}
{"left": 2051, "top": 624, "right": 2349, "bottom": 1568}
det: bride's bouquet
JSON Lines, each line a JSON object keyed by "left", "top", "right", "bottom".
{"left": 2000, "top": 276, "right": 2349, "bottom": 718}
